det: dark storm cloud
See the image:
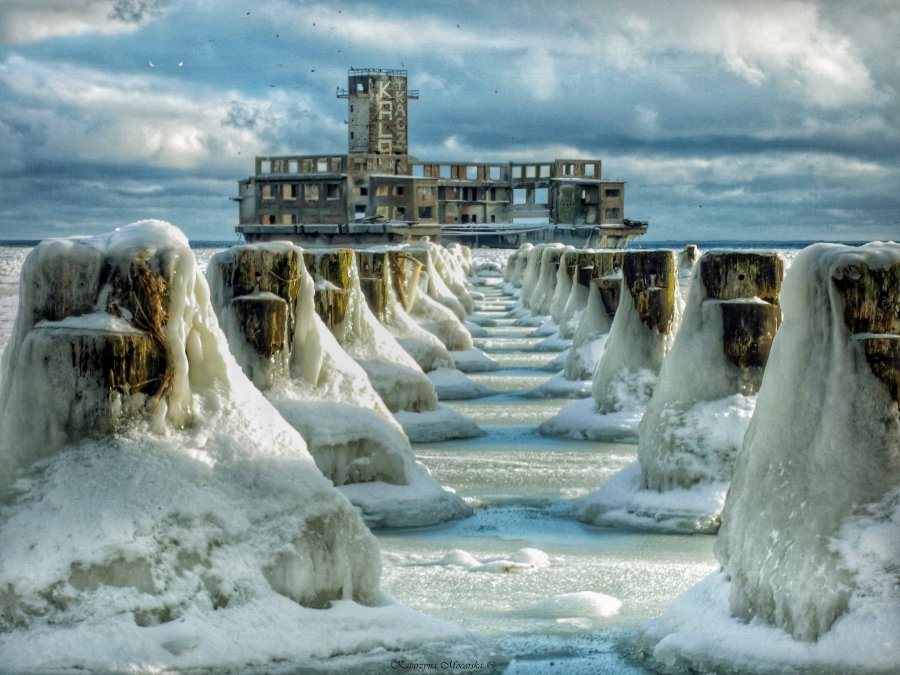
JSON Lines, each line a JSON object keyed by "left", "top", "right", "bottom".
{"left": 108, "top": 0, "right": 168, "bottom": 24}
{"left": 0, "top": 0, "right": 897, "bottom": 241}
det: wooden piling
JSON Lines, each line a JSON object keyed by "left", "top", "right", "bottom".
{"left": 230, "top": 295, "right": 288, "bottom": 359}
{"left": 303, "top": 249, "right": 355, "bottom": 330}
{"left": 832, "top": 258, "right": 900, "bottom": 406}
{"left": 700, "top": 251, "right": 783, "bottom": 391}
{"left": 622, "top": 250, "right": 676, "bottom": 335}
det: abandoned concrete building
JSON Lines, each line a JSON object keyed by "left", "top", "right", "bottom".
{"left": 236, "top": 68, "right": 648, "bottom": 247}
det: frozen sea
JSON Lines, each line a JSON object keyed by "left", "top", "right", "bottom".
{"left": 0, "top": 240, "right": 823, "bottom": 672}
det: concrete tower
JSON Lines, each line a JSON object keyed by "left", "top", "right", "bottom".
{"left": 338, "top": 68, "right": 418, "bottom": 158}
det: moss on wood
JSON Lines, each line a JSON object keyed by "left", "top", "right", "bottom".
{"left": 230, "top": 295, "right": 288, "bottom": 359}
{"left": 700, "top": 252, "right": 783, "bottom": 304}
{"left": 623, "top": 250, "right": 676, "bottom": 335}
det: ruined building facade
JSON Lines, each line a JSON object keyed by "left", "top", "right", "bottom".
{"left": 236, "top": 68, "right": 647, "bottom": 246}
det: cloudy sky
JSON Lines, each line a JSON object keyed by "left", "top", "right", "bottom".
{"left": 0, "top": 0, "right": 897, "bottom": 242}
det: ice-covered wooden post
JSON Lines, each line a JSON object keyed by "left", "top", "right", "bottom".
{"left": 573, "top": 251, "right": 624, "bottom": 290}
{"left": 713, "top": 243, "right": 900, "bottom": 643}
{"left": 700, "top": 251, "right": 783, "bottom": 392}
{"left": 15, "top": 247, "right": 174, "bottom": 436}
{"left": 593, "top": 277, "right": 621, "bottom": 319}
{"left": 622, "top": 250, "right": 676, "bottom": 335}
{"left": 356, "top": 251, "right": 389, "bottom": 321}
{"left": 216, "top": 246, "right": 303, "bottom": 363}
{"left": 356, "top": 251, "right": 422, "bottom": 321}
{"left": 303, "top": 249, "right": 355, "bottom": 330}
{"left": 831, "top": 258, "right": 900, "bottom": 406}
{"left": 530, "top": 246, "right": 566, "bottom": 316}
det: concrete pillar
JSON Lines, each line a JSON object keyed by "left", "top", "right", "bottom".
{"left": 622, "top": 250, "right": 676, "bottom": 335}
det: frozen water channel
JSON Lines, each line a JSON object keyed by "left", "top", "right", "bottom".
{"left": 377, "top": 277, "right": 718, "bottom": 673}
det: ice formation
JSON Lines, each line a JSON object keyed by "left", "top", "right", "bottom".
{"left": 639, "top": 242, "right": 900, "bottom": 674}
{"left": 302, "top": 248, "right": 482, "bottom": 442}
{"left": 405, "top": 240, "right": 471, "bottom": 320}
{"left": 580, "top": 251, "right": 784, "bottom": 533}
{"left": 513, "top": 244, "right": 562, "bottom": 327}
{"left": 401, "top": 241, "right": 499, "bottom": 375}
{"left": 437, "top": 548, "right": 551, "bottom": 574}
{"left": 528, "top": 592, "right": 622, "bottom": 621}
{"left": 207, "top": 242, "right": 471, "bottom": 528}
{"left": 0, "top": 221, "right": 478, "bottom": 672}
{"left": 503, "top": 244, "right": 531, "bottom": 291}
{"left": 357, "top": 249, "right": 455, "bottom": 372}
{"left": 533, "top": 251, "right": 625, "bottom": 397}
{"left": 357, "top": 248, "right": 491, "bottom": 399}
{"left": 548, "top": 249, "right": 576, "bottom": 326}
{"left": 540, "top": 250, "right": 681, "bottom": 441}
{"left": 529, "top": 245, "right": 568, "bottom": 317}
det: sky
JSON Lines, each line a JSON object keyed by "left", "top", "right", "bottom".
{"left": 0, "top": 0, "right": 898, "bottom": 243}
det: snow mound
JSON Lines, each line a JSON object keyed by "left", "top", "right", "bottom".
{"left": 639, "top": 242, "right": 900, "bottom": 674}
{"left": 0, "top": 221, "right": 480, "bottom": 671}
{"left": 437, "top": 547, "right": 551, "bottom": 573}
{"left": 528, "top": 591, "right": 622, "bottom": 620}
{"left": 207, "top": 242, "right": 471, "bottom": 528}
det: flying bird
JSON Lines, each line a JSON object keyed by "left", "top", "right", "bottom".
{"left": 148, "top": 60, "right": 155, "bottom": 68}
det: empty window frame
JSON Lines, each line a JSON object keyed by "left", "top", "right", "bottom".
{"left": 326, "top": 183, "right": 340, "bottom": 200}
{"left": 261, "top": 184, "right": 275, "bottom": 201}
{"left": 604, "top": 188, "right": 621, "bottom": 198}
{"left": 305, "top": 184, "right": 320, "bottom": 201}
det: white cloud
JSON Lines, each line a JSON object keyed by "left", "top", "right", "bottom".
{"left": 0, "top": 0, "right": 167, "bottom": 44}
{"left": 635, "top": 105, "right": 660, "bottom": 135}
{"left": 0, "top": 55, "right": 336, "bottom": 171}
{"left": 597, "top": 0, "right": 881, "bottom": 108}
{"left": 520, "top": 49, "right": 559, "bottom": 102}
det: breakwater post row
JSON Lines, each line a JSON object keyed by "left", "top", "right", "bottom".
{"left": 504, "top": 240, "right": 900, "bottom": 672}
